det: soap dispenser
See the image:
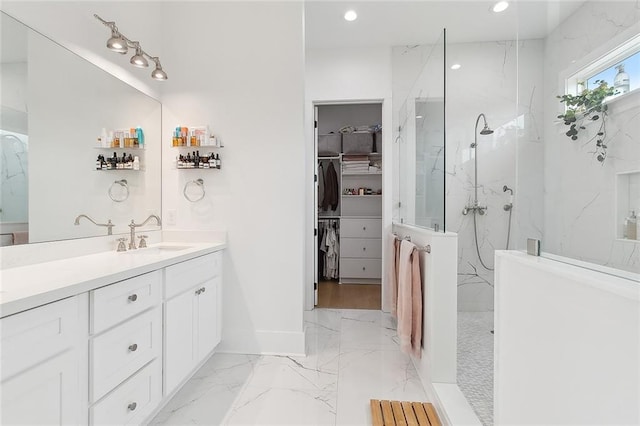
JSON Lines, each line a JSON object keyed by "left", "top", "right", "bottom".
{"left": 614, "top": 63, "right": 630, "bottom": 94}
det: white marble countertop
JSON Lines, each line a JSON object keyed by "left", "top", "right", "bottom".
{"left": 0, "top": 241, "right": 226, "bottom": 318}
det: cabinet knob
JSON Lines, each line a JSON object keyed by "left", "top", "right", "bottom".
{"left": 200, "top": 287, "right": 206, "bottom": 293}
{"left": 362, "top": 247, "right": 366, "bottom": 251}
{"left": 128, "top": 343, "right": 138, "bottom": 352}
{"left": 128, "top": 294, "right": 138, "bottom": 302}
{"left": 362, "top": 267, "right": 366, "bottom": 271}
{"left": 128, "top": 402, "right": 137, "bottom": 411}
{"left": 362, "top": 226, "right": 366, "bottom": 230}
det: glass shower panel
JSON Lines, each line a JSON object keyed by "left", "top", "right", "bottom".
{"left": 397, "top": 29, "right": 446, "bottom": 231}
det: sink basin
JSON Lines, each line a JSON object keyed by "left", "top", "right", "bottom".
{"left": 126, "top": 245, "right": 192, "bottom": 254}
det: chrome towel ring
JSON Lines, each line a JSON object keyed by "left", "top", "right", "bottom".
{"left": 183, "top": 179, "right": 205, "bottom": 202}
{"left": 109, "top": 179, "right": 129, "bottom": 202}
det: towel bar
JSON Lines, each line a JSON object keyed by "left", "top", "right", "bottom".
{"left": 393, "top": 233, "right": 431, "bottom": 253}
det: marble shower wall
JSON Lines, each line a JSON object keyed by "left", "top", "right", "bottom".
{"left": 446, "top": 40, "right": 545, "bottom": 311}
{"left": 0, "top": 130, "right": 28, "bottom": 224}
{"left": 542, "top": 1, "right": 640, "bottom": 274}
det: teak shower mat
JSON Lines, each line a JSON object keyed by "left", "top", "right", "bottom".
{"left": 370, "top": 399, "right": 441, "bottom": 426}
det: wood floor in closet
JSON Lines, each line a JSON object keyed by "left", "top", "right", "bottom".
{"left": 317, "top": 280, "right": 381, "bottom": 309}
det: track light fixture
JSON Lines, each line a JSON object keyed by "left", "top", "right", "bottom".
{"left": 94, "top": 14, "right": 167, "bottom": 81}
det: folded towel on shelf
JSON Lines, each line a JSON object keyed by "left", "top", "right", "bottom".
{"left": 397, "top": 239, "right": 422, "bottom": 358}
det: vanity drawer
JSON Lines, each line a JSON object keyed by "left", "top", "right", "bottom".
{"left": 1, "top": 296, "right": 80, "bottom": 381}
{"left": 341, "top": 238, "right": 382, "bottom": 259}
{"left": 90, "top": 359, "right": 162, "bottom": 426}
{"left": 90, "top": 307, "right": 161, "bottom": 402}
{"left": 341, "top": 258, "right": 382, "bottom": 279}
{"left": 91, "top": 270, "right": 161, "bottom": 334}
{"left": 341, "top": 218, "right": 382, "bottom": 239}
{"left": 165, "top": 252, "right": 221, "bottom": 299}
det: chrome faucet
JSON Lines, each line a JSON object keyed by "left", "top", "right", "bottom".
{"left": 128, "top": 215, "right": 162, "bottom": 250}
{"left": 74, "top": 214, "right": 114, "bottom": 235}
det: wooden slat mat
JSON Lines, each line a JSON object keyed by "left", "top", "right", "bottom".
{"left": 371, "top": 400, "right": 441, "bottom": 426}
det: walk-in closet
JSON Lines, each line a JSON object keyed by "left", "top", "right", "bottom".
{"left": 315, "top": 103, "right": 383, "bottom": 309}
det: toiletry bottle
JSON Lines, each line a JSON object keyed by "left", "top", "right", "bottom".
{"left": 133, "top": 155, "right": 140, "bottom": 170}
{"left": 100, "top": 128, "right": 108, "bottom": 148}
{"left": 215, "top": 153, "right": 221, "bottom": 169}
{"left": 136, "top": 127, "right": 144, "bottom": 148}
{"left": 614, "top": 64, "right": 630, "bottom": 94}
{"left": 96, "top": 155, "right": 102, "bottom": 170}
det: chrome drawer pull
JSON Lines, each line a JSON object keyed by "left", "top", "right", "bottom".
{"left": 128, "top": 343, "right": 138, "bottom": 352}
{"left": 128, "top": 294, "right": 138, "bottom": 302}
{"left": 128, "top": 402, "right": 137, "bottom": 411}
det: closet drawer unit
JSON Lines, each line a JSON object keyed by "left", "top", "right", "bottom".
{"left": 90, "top": 359, "right": 162, "bottom": 426}
{"left": 91, "top": 270, "right": 161, "bottom": 334}
{"left": 165, "top": 252, "right": 221, "bottom": 299}
{"left": 1, "top": 296, "right": 80, "bottom": 382}
{"left": 90, "top": 307, "right": 161, "bottom": 402}
{"left": 341, "top": 238, "right": 382, "bottom": 259}
{"left": 341, "top": 218, "right": 382, "bottom": 239}
{"left": 341, "top": 258, "right": 382, "bottom": 279}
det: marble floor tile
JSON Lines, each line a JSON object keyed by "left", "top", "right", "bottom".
{"left": 223, "top": 386, "right": 337, "bottom": 426}
{"left": 152, "top": 354, "right": 259, "bottom": 425}
{"left": 151, "top": 309, "right": 428, "bottom": 426}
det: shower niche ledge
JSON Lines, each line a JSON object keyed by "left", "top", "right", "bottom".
{"left": 615, "top": 170, "right": 640, "bottom": 243}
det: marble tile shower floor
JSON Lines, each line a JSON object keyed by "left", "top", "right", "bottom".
{"left": 457, "top": 311, "right": 494, "bottom": 426}
{"left": 151, "top": 309, "right": 427, "bottom": 425}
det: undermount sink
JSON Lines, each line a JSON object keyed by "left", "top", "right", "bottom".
{"left": 127, "top": 245, "right": 193, "bottom": 254}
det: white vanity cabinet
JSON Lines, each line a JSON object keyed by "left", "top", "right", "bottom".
{"left": 164, "top": 252, "right": 222, "bottom": 396}
{"left": 0, "top": 245, "right": 224, "bottom": 426}
{"left": 0, "top": 295, "right": 86, "bottom": 426}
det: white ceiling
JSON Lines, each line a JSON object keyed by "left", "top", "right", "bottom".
{"left": 304, "top": 0, "right": 586, "bottom": 49}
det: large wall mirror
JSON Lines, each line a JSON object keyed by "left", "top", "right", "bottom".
{"left": 0, "top": 12, "right": 161, "bottom": 245}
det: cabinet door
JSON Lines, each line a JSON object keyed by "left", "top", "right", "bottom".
{"left": 1, "top": 350, "right": 80, "bottom": 425}
{"left": 164, "top": 289, "right": 198, "bottom": 396}
{"left": 196, "top": 277, "right": 220, "bottom": 361}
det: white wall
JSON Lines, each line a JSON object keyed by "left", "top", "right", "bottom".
{"left": 543, "top": 1, "right": 640, "bottom": 274}
{"left": 2, "top": 2, "right": 163, "bottom": 100}
{"left": 160, "top": 2, "right": 306, "bottom": 354}
{"left": 305, "top": 46, "right": 393, "bottom": 310}
{"left": 494, "top": 251, "right": 640, "bottom": 424}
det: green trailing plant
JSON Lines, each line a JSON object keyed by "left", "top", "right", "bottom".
{"left": 557, "top": 80, "right": 617, "bottom": 162}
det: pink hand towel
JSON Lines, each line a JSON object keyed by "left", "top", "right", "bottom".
{"left": 397, "top": 239, "right": 422, "bottom": 358}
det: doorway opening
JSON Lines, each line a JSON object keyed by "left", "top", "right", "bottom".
{"left": 314, "top": 103, "right": 384, "bottom": 309}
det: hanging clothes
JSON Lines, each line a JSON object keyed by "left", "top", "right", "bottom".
{"left": 318, "top": 219, "right": 340, "bottom": 280}
{"left": 324, "top": 225, "right": 339, "bottom": 279}
{"left": 321, "top": 161, "right": 339, "bottom": 211}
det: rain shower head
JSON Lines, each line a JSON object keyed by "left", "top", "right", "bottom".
{"left": 480, "top": 125, "right": 494, "bottom": 135}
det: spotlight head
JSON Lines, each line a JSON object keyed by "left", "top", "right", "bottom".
{"left": 106, "top": 29, "right": 127, "bottom": 54}
{"left": 130, "top": 44, "right": 148, "bottom": 68}
{"left": 151, "top": 60, "right": 167, "bottom": 81}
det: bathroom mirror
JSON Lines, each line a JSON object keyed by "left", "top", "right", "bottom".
{"left": 0, "top": 12, "right": 162, "bottom": 245}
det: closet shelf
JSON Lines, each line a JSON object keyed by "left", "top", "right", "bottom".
{"left": 342, "top": 172, "right": 382, "bottom": 176}
{"left": 342, "top": 195, "right": 382, "bottom": 198}
{"left": 318, "top": 156, "right": 340, "bottom": 160}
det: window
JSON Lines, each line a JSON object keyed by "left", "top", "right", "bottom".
{"left": 567, "top": 33, "right": 640, "bottom": 99}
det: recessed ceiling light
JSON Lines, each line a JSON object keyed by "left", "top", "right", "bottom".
{"left": 451, "top": 64, "right": 462, "bottom": 70}
{"left": 492, "top": 1, "right": 509, "bottom": 13}
{"left": 344, "top": 10, "right": 357, "bottom": 21}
